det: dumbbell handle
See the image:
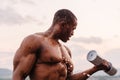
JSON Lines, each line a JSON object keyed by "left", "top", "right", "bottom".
{"left": 87, "top": 50, "right": 117, "bottom": 76}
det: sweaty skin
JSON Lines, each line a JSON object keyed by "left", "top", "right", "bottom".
{"left": 13, "top": 9, "right": 110, "bottom": 80}
{"left": 13, "top": 33, "right": 74, "bottom": 80}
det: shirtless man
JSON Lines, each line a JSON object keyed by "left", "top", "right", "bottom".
{"left": 13, "top": 9, "right": 110, "bottom": 80}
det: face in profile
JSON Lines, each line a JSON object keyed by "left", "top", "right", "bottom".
{"left": 59, "top": 21, "right": 77, "bottom": 42}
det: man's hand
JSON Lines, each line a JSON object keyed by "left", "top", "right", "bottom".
{"left": 95, "top": 59, "right": 111, "bottom": 71}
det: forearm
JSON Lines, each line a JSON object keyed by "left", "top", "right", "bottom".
{"left": 13, "top": 72, "right": 25, "bottom": 80}
{"left": 69, "top": 66, "right": 99, "bottom": 80}
{"left": 13, "top": 75, "right": 24, "bottom": 80}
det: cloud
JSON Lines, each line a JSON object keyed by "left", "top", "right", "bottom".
{"left": 0, "top": 0, "right": 46, "bottom": 26}
{"left": 0, "top": 51, "right": 14, "bottom": 70}
{"left": 65, "top": 37, "right": 103, "bottom": 64}
{"left": 104, "top": 48, "right": 120, "bottom": 68}
{"left": 0, "top": 0, "right": 41, "bottom": 25}
{"left": 0, "top": 7, "right": 44, "bottom": 26}
{"left": 65, "top": 41, "right": 92, "bottom": 71}
{"left": 71, "top": 36, "right": 103, "bottom": 44}
{"left": 104, "top": 48, "right": 120, "bottom": 61}
{"left": 2, "top": 0, "right": 35, "bottom": 5}
{"left": 21, "top": 0, "right": 35, "bottom": 5}
{"left": 7, "top": 0, "right": 35, "bottom": 5}
{"left": 0, "top": 7, "right": 25, "bottom": 25}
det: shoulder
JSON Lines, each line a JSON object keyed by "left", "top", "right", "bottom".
{"left": 22, "top": 34, "right": 39, "bottom": 45}
{"left": 22, "top": 33, "right": 44, "bottom": 44}
{"left": 63, "top": 45, "right": 72, "bottom": 58}
{"left": 20, "top": 33, "right": 44, "bottom": 52}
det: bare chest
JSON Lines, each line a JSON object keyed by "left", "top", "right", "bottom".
{"left": 31, "top": 39, "right": 74, "bottom": 80}
{"left": 37, "top": 40, "right": 71, "bottom": 63}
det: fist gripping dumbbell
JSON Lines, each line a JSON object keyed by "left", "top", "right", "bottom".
{"left": 87, "top": 50, "right": 117, "bottom": 76}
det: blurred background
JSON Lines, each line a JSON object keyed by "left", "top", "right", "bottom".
{"left": 0, "top": 0, "right": 120, "bottom": 80}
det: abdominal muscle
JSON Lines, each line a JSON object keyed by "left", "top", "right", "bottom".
{"left": 30, "top": 62, "right": 67, "bottom": 80}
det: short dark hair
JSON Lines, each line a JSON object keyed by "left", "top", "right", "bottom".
{"left": 52, "top": 9, "right": 77, "bottom": 26}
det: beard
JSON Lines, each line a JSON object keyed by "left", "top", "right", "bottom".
{"left": 60, "top": 34, "right": 70, "bottom": 42}
{"left": 61, "top": 38, "right": 68, "bottom": 42}
{"left": 58, "top": 29, "right": 72, "bottom": 42}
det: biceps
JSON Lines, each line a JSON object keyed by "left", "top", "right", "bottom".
{"left": 14, "top": 54, "right": 36, "bottom": 76}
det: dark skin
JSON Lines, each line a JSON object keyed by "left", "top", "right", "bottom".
{"left": 13, "top": 14, "right": 110, "bottom": 80}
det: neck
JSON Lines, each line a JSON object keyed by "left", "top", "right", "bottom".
{"left": 44, "top": 25, "right": 59, "bottom": 41}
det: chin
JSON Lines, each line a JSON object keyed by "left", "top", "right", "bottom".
{"left": 61, "top": 38, "right": 69, "bottom": 42}
{"left": 63, "top": 40, "right": 67, "bottom": 42}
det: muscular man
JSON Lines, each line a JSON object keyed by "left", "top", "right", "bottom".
{"left": 13, "top": 9, "right": 110, "bottom": 80}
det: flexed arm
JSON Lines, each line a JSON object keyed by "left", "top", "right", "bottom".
{"left": 69, "top": 66, "right": 98, "bottom": 80}
{"left": 64, "top": 46, "right": 110, "bottom": 80}
{"left": 13, "top": 35, "right": 40, "bottom": 80}
{"left": 68, "top": 61, "right": 111, "bottom": 80}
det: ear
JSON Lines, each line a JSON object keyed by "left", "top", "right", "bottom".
{"left": 59, "top": 21, "right": 67, "bottom": 28}
{"left": 58, "top": 18, "right": 67, "bottom": 26}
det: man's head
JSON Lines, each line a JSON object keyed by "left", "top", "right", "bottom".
{"left": 52, "top": 9, "right": 77, "bottom": 42}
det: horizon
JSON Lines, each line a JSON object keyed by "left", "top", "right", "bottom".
{"left": 0, "top": 67, "right": 120, "bottom": 77}
{"left": 0, "top": 0, "right": 120, "bottom": 73}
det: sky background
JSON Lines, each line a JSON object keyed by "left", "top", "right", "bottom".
{"left": 0, "top": 0, "right": 120, "bottom": 75}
